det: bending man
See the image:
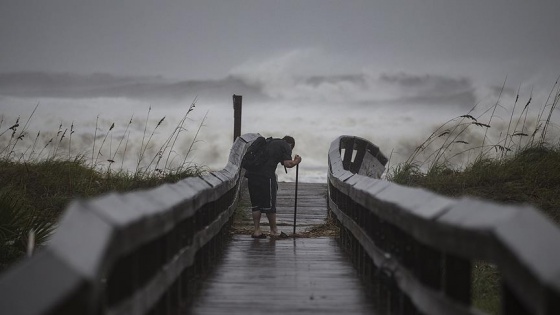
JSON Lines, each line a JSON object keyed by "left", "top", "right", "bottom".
{"left": 245, "top": 135, "right": 302, "bottom": 238}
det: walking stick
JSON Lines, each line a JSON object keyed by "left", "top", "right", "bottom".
{"left": 293, "top": 163, "right": 299, "bottom": 235}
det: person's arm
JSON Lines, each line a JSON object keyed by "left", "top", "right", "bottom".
{"left": 283, "top": 155, "right": 302, "bottom": 168}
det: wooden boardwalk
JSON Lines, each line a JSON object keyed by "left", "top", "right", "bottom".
{"left": 234, "top": 181, "right": 331, "bottom": 235}
{"left": 275, "top": 182, "right": 329, "bottom": 233}
{"left": 186, "top": 182, "right": 378, "bottom": 314}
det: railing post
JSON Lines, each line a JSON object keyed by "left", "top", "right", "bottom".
{"left": 233, "top": 94, "right": 242, "bottom": 142}
{"left": 502, "top": 282, "right": 531, "bottom": 315}
{"left": 444, "top": 254, "right": 471, "bottom": 305}
{"left": 340, "top": 138, "right": 354, "bottom": 170}
{"left": 350, "top": 140, "right": 366, "bottom": 173}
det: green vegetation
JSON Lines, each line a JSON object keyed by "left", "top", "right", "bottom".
{"left": 390, "top": 145, "right": 560, "bottom": 222}
{"left": 0, "top": 100, "right": 206, "bottom": 272}
{"left": 388, "top": 79, "right": 560, "bottom": 315}
{"left": 390, "top": 144, "right": 560, "bottom": 315}
{"left": 0, "top": 159, "right": 204, "bottom": 271}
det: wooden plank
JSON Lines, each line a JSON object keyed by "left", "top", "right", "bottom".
{"left": 188, "top": 182, "right": 378, "bottom": 314}
{"left": 235, "top": 182, "right": 329, "bottom": 234}
{"left": 186, "top": 236, "right": 377, "bottom": 315}
{"left": 327, "top": 134, "right": 560, "bottom": 314}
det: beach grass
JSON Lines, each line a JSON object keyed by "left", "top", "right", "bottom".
{"left": 0, "top": 100, "right": 206, "bottom": 272}
{"left": 388, "top": 78, "right": 560, "bottom": 314}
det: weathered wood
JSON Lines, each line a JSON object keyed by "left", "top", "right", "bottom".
{"left": 5, "top": 132, "right": 560, "bottom": 315}
{"left": 235, "top": 182, "right": 329, "bottom": 234}
{"left": 277, "top": 182, "right": 328, "bottom": 232}
{"left": 233, "top": 95, "right": 242, "bottom": 142}
{"left": 187, "top": 236, "right": 377, "bottom": 315}
{"left": 329, "top": 199, "right": 478, "bottom": 315}
{"left": 328, "top": 135, "right": 560, "bottom": 315}
{"left": 0, "top": 133, "right": 263, "bottom": 315}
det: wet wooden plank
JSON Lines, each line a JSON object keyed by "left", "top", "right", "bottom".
{"left": 275, "top": 182, "right": 328, "bottom": 232}
{"left": 236, "top": 182, "right": 329, "bottom": 234}
{"left": 187, "top": 236, "right": 378, "bottom": 315}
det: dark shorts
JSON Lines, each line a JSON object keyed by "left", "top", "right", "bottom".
{"left": 247, "top": 175, "right": 278, "bottom": 213}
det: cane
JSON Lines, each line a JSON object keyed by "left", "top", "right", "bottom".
{"left": 293, "top": 163, "right": 299, "bottom": 235}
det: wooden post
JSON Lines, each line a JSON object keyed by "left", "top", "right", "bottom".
{"left": 443, "top": 254, "right": 471, "bottom": 305}
{"left": 293, "top": 164, "right": 299, "bottom": 235}
{"left": 233, "top": 95, "right": 242, "bottom": 142}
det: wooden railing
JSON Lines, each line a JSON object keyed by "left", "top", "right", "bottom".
{"left": 0, "top": 133, "right": 261, "bottom": 315}
{"left": 3, "top": 133, "right": 560, "bottom": 315}
{"left": 328, "top": 135, "right": 560, "bottom": 315}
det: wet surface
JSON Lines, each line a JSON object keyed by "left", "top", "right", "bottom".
{"left": 235, "top": 182, "right": 330, "bottom": 235}
{"left": 186, "top": 182, "right": 377, "bottom": 314}
{"left": 187, "top": 236, "right": 378, "bottom": 315}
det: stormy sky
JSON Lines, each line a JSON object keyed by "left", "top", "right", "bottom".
{"left": 1, "top": 1, "right": 559, "bottom": 182}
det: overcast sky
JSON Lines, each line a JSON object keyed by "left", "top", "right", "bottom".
{"left": 1, "top": 1, "right": 559, "bottom": 182}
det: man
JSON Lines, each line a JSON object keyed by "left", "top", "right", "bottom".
{"left": 245, "top": 135, "right": 302, "bottom": 238}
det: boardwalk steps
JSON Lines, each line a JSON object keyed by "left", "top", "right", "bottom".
{"left": 2, "top": 133, "right": 559, "bottom": 314}
{"left": 234, "top": 181, "right": 330, "bottom": 235}
{"left": 187, "top": 182, "right": 378, "bottom": 314}
{"left": 188, "top": 236, "right": 377, "bottom": 315}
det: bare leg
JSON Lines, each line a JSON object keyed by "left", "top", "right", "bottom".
{"left": 252, "top": 211, "right": 262, "bottom": 236}
{"left": 266, "top": 212, "right": 277, "bottom": 235}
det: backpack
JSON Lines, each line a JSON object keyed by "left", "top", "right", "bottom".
{"left": 241, "top": 136, "right": 270, "bottom": 172}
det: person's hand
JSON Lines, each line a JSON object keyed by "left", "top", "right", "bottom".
{"left": 295, "top": 155, "right": 302, "bottom": 163}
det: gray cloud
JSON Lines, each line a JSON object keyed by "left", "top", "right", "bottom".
{"left": 378, "top": 73, "right": 476, "bottom": 108}
{"left": 0, "top": 72, "right": 268, "bottom": 101}
{"left": 380, "top": 73, "right": 471, "bottom": 90}
{"left": 304, "top": 74, "right": 368, "bottom": 88}
{"left": 10, "top": 68, "right": 551, "bottom": 125}
{"left": 489, "top": 84, "right": 517, "bottom": 98}
{"left": 1, "top": 71, "right": 479, "bottom": 109}
{"left": 398, "top": 90, "right": 477, "bottom": 109}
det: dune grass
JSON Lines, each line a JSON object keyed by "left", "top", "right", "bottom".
{"left": 391, "top": 144, "right": 560, "bottom": 314}
{"left": 0, "top": 100, "right": 207, "bottom": 272}
{"left": 388, "top": 78, "right": 560, "bottom": 314}
{"left": 391, "top": 144, "right": 560, "bottom": 222}
{"left": 389, "top": 77, "right": 560, "bottom": 222}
